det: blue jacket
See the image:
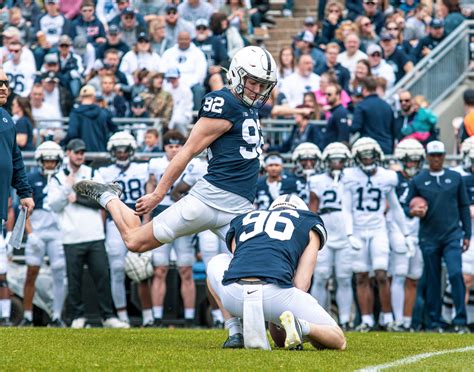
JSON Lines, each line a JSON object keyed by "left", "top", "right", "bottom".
{"left": 404, "top": 169, "right": 471, "bottom": 243}
{"left": 351, "top": 94, "right": 396, "bottom": 154}
{"left": 323, "top": 104, "right": 350, "bottom": 148}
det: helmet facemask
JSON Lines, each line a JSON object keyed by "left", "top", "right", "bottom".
{"left": 356, "top": 149, "right": 379, "bottom": 174}
{"left": 111, "top": 145, "right": 134, "bottom": 169}
{"left": 326, "top": 157, "right": 346, "bottom": 182}
{"left": 233, "top": 68, "right": 276, "bottom": 109}
{"left": 38, "top": 156, "right": 61, "bottom": 177}
{"left": 463, "top": 149, "right": 474, "bottom": 173}
{"left": 401, "top": 155, "right": 423, "bottom": 177}
{"left": 296, "top": 156, "right": 318, "bottom": 178}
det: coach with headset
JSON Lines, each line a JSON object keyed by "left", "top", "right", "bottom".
{"left": 405, "top": 141, "right": 470, "bottom": 333}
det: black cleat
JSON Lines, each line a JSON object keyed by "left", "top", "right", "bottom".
{"left": 18, "top": 318, "right": 34, "bottom": 327}
{"left": 73, "top": 180, "right": 123, "bottom": 207}
{"left": 453, "top": 325, "right": 470, "bottom": 334}
{"left": 355, "top": 322, "right": 373, "bottom": 333}
{"left": 222, "top": 333, "right": 244, "bottom": 349}
{"left": 184, "top": 319, "right": 195, "bottom": 328}
{"left": 340, "top": 322, "right": 352, "bottom": 332}
{"left": 0, "top": 317, "right": 13, "bottom": 327}
{"left": 153, "top": 318, "right": 163, "bottom": 328}
{"left": 48, "top": 318, "right": 66, "bottom": 328}
{"left": 142, "top": 320, "right": 155, "bottom": 328}
{"left": 213, "top": 319, "right": 225, "bottom": 329}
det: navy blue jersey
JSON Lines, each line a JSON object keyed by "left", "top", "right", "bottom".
{"left": 395, "top": 171, "right": 411, "bottom": 204}
{"left": 255, "top": 173, "right": 299, "bottom": 210}
{"left": 27, "top": 170, "right": 48, "bottom": 210}
{"left": 200, "top": 88, "right": 263, "bottom": 202}
{"left": 463, "top": 174, "right": 474, "bottom": 205}
{"left": 223, "top": 209, "right": 327, "bottom": 288}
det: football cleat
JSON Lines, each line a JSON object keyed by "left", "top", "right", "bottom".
{"left": 279, "top": 311, "right": 304, "bottom": 350}
{"left": 222, "top": 333, "right": 244, "bottom": 349}
{"left": 213, "top": 319, "right": 225, "bottom": 329}
{"left": 71, "top": 317, "right": 87, "bottom": 329}
{"left": 453, "top": 325, "right": 470, "bottom": 334}
{"left": 18, "top": 318, "right": 34, "bottom": 327}
{"left": 48, "top": 318, "right": 66, "bottom": 328}
{"left": 355, "top": 322, "right": 373, "bottom": 333}
{"left": 340, "top": 322, "right": 352, "bottom": 332}
{"left": 0, "top": 317, "right": 13, "bottom": 327}
{"left": 153, "top": 318, "right": 164, "bottom": 328}
{"left": 73, "top": 181, "right": 123, "bottom": 207}
{"left": 385, "top": 322, "right": 405, "bottom": 332}
{"left": 103, "top": 317, "right": 130, "bottom": 329}
{"left": 142, "top": 320, "right": 155, "bottom": 328}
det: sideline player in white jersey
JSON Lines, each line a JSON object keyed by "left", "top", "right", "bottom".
{"left": 388, "top": 139, "right": 425, "bottom": 331}
{"left": 451, "top": 137, "right": 474, "bottom": 305}
{"left": 147, "top": 130, "right": 200, "bottom": 327}
{"left": 74, "top": 46, "right": 277, "bottom": 348}
{"left": 291, "top": 142, "right": 322, "bottom": 204}
{"left": 99, "top": 132, "right": 152, "bottom": 326}
{"left": 3, "top": 40, "right": 37, "bottom": 97}
{"left": 343, "top": 137, "right": 410, "bottom": 332}
{"left": 19, "top": 142, "right": 66, "bottom": 327}
{"left": 309, "top": 142, "right": 353, "bottom": 330}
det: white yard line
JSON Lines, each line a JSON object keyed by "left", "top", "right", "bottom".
{"left": 357, "top": 345, "right": 474, "bottom": 372}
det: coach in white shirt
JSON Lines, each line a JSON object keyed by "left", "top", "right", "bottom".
{"left": 337, "top": 33, "right": 368, "bottom": 79}
{"left": 279, "top": 54, "right": 320, "bottom": 108}
{"left": 367, "top": 44, "right": 395, "bottom": 89}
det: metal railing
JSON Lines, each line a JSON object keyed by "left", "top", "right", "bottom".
{"left": 385, "top": 20, "right": 474, "bottom": 109}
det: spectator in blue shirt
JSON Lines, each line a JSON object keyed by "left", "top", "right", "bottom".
{"left": 322, "top": 83, "right": 349, "bottom": 148}
{"left": 71, "top": 0, "right": 106, "bottom": 45}
{"left": 12, "top": 96, "right": 35, "bottom": 151}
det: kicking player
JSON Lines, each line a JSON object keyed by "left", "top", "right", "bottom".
{"left": 343, "top": 137, "right": 410, "bottom": 331}
{"left": 389, "top": 139, "right": 425, "bottom": 331}
{"left": 74, "top": 46, "right": 277, "bottom": 346}
{"left": 291, "top": 142, "right": 322, "bottom": 204}
{"left": 309, "top": 142, "right": 353, "bottom": 330}
{"left": 206, "top": 194, "right": 346, "bottom": 350}
{"left": 20, "top": 142, "right": 66, "bottom": 327}
{"left": 99, "top": 131, "right": 152, "bottom": 326}
{"left": 255, "top": 152, "right": 299, "bottom": 210}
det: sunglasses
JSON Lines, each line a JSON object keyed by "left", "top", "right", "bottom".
{"left": 59, "top": 44, "right": 70, "bottom": 48}
{"left": 167, "top": 10, "right": 177, "bottom": 15}
{"left": 0, "top": 80, "right": 9, "bottom": 88}
{"left": 196, "top": 26, "right": 207, "bottom": 31}
{"left": 399, "top": 99, "right": 411, "bottom": 103}
{"left": 362, "top": 22, "right": 371, "bottom": 27}
{"left": 370, "top": 52, "right": 381, "bottom": 57}
{"left": 387, "top": 27, "right": 398, "bottom": 31}
{"left": 9, "top": 49, "right": 21, "bottom": 53}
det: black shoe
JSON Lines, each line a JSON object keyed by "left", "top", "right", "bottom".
{"left": 0, "top": 317, "right": 13, "bottom": 327}
{"left": 73, "top": 180, "right": 123, "bottom": 206}
{"left": 213, "top": 319, "right": 225, "bottom": 329}
{"left": 48, "top": 318, "right": 66, "bottom": 328}
{"left": 453, "top": 325, "right": 470, "bottom": 334}
{"left": 18, "top": 318, "right": 34, "bottom": 327}
{"left": 184, "top": 319, "right": 195, "bottom": 328}
{"left": 222, "top": 333, "right": 244, "bottom": 349}
{"left": 426, "top": 326, "right": 444, "bottom": 333}
{"left": 153, "top": 318, "right": 163, "bottom": 328}
{"left": 385, "top": 322, "right": 405, "bottom": 332}
{"left": 142, "top": 320, "right": 155, "bottom": 328}
{"left": 340, "top": 322, "right": 351, "bottom": 332}
{"left": 355, "top": 322, "right": 373, "bottom": 332}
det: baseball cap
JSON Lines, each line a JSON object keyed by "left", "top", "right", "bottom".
{"left": 464, "top": 88, "right": 474, "bottom": 105}
{"left": 108, "top": 24, "right": 120, "bottom": 35}
{"left": 426, "top": 141, "right": 445, "bottom": 155}
{"left": 363, "top": 0, "right": 376, "bottom": 3}
{"left": 73, "top": 35, "right": 88, "bottom": 54}
{"left": 131, "top": 95, "right": 145, "bottom": 107}
{"left": 121, "top": 7, "right": 135, "bottom": 16}
{"left": 367, "top": 43, "right": 382, "bottom": 55}
{"left": 304, "top": 16, "right": 315, "bottom": 26}
{"left": 430, "top": 18, "right": 444, "bottom": 28}
{"left": 58, "top": 34, "right": 72, "bottom": 45}
{"left": 264, "top": 154, "right": 283, "bottom": 166}
{"left": 79, "top": 85, "right": 96, "bottom": 97}
{"left": 67, "top": 139, "right": 86, "bottom": 152}
{"left": 165, "top": 3, "right": 177, "bottom": 12}
{"left": 42, "top": 72, "right": 59, "bottom": 83}
{"left": 2, "top": 26, "right": 21, "bottom": 38}
{"left": 137, "top": 32, "right": 149, "bottom": 42}
{"left": 44, "top": 53, "right": 59, "bottom": 64}
{"left": 195, "top": 18, "right": 209, "bottom": 28}
{"left": 380, "top": 32, "right": 394, "bottom": 41}
{"left": 165, "top": 67, "right": 180, "bottom": 79}
{"left": 46, "top": 0, "right": 59, "bottom": 4}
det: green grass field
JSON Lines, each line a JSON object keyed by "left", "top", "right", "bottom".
{"left": 1, "top": 328, "right": 473, "bottom": 370}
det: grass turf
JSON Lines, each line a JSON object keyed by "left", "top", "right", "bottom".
{"left": 1, "top": 328, "right": 473, "bottom": 370}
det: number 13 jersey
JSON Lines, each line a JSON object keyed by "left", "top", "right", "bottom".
{"left": 198, "top": 88, "right": 263, "bottom": 203}
{"left": 342, "top": 166, "right": 398, "bottom": 229}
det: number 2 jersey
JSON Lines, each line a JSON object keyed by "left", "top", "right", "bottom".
{"left": 343, "top": 166, "right": 398, "bottom": 230}
{"left": 223, "top": 209, "right": 327, "bottom": 288}
{"left": 197, "top": 88, "right": 263, "bottom": 203}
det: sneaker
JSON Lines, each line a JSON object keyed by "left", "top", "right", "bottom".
{"left": 103, "top": 317, "right": 130, "bottom": 329}
{"left": 0, "top": 317, "right": 12, "bottom": 327}
{"left": 213, "top": 319, "right": 225, "bottom": 329}
{"left": 48, "top": 318, "right": 66, "bottom": 328}
{"left": 73, "top": 181, "right": 123, "bottom": 206}
{"left": 386, "top": 322, "right": 405, "bottom": 332}
{"left": 18, "top": 318, "right": 34, "bottom": 327}
{"left": 142, "top": 320, "right": 155, "bottom": 328}
{"left": 355, "top": 322, "right": 373, "bottom": 332}
{"left": 153, "top": 318, "right": 163, "bottom": 328}
{"left": 279, "top": 310, "right": 304, "bottom": 350}
{"left": 71, "top": 317, "right": 87, "bottom": 329}
{"left": 222, "top": 333, "right": 244, "bottom": 349}
{"left": 453, "top": 325, "right": 470, "bottom": 334}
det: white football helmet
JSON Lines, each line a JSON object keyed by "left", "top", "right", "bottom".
{"left": 461, "top": 137, "right": 474, "bottom": 172}
{"left": 351, "top": 137, "right": 384, "bottom": 174}
{"left": 292, "top": 142, "right": 322, "bottom": 178}
{"left": 107, "top": 131, "right": 137, "bottom": 168}
{"left": 34, "top": 141, "right": 64, "bottom": 176}
{"left": 394, "top": 139, "right": 425, "bottom": 177}
{"left": 322, "top": 142, "right": 351, "bottom": 181}
{"left": 227, "top": 46, "right": 277, "bottom": 108}
{"left": 269, "top": 194, "right": 308, "bottom": 211}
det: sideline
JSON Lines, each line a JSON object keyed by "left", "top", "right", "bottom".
{"left": 357, "top": 345, "right": 474, "bottom": 371}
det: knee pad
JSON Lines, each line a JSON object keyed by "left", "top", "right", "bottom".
{"left": 110, "top": 256, "right": 126, "bottom": 281}
{"left": 152, "top": 247, "right": 170, "bottom": 267}
{"left": 50, "top": 259, "right": 65, "bottom": 274}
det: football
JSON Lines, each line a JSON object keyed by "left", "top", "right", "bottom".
{"left": 409, "top": 196, "right": 428, "bottom": 211}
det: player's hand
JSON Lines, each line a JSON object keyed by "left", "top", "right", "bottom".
{"left": 410, "top": 205, "right": 427, "bottom": 218}
{"left": 348, "top": 235, "right": 363, "bottom": 250}
{"left": 405, "top": 236, "right": 417, "bottom": 258}
{"left": 68, "top": 192, "right": 77, "bottom": 204}
{"left": 27, "top": 233, "right": 45, "bottom": 253}
{"left": 20, "top": 198, "right": 35, "bottom": 219}
{"left": 462, "top": 238, "right": 470, "bottom": 253}
{"left": 135, "top": 192, "right": 162, "bottom": 216}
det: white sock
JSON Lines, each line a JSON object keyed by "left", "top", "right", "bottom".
{"left": 211, "top": 309, "right": 224, "bottom": 322}
{"left": 298, "top": 318, "right": 311, "bottom": 336}
{"left": 391, "top": 275, "right": 405, "bottom": 323}
{"left": 99, "top": 192, "right": 119, "bottom": 208}
{"left": 142, "top": 309, "right": 153, "bottom": 325}
{"left": 117, "top": 310, "right": 129, "bottom": 323}
{"left": 362, "top": 314, "right": 375, "bottom": 327}
{"left": 184, "top": 308, "right": 195, "bottom": 320}
{"left": 153, "top": 306, "right": 163, "bottom": 319}
{"left": 24, "top": 310, "right": 33, "bottom": 321}
{"left": 0, "top": 299, "right": 11, "bottom": 318}
{"left": 225, "top": 317, "right": 242, "bottom": 336}
{"left": 383, "top": 312, "right": 394, "bottom": 325}
{"left": 403, "top": 316, "right": 412, "bottom": 329}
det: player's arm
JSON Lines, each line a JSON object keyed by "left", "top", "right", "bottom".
{"left": 170, "top": 180, "right": 192, "bottom": 202}
{"left": 387, "top": 189, "right": 408, "bottom": 236}
{"left": 294, "top": 230, "right": 320, "bottom": 292}
{"left": 309, "top": 191, "right": 320, "bottom": 213}
{"left": 135, "top": 117, "right": 232, "bottom": 215}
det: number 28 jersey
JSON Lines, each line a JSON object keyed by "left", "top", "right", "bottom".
{"left": 199, "top": 88, "right": 263, "bottom": 203}
{"left": 343, "top": 166, "right": 398, "bottom": 229}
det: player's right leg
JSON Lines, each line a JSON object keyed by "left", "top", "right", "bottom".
{"left": 310, "top": 246, "right": 333, "bottom": 310}
{"left": 151, "top": 244, "right": 171, "bottom": 327}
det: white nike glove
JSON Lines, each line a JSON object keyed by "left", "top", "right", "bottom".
{"left": 405, "top": 236, "right": 417, "bottom": 258}
{"left": 348, "top": 235, "right": 364, "bottom": 250}
{"left": 26, "top": 233, "right": 45, "bottom": 253}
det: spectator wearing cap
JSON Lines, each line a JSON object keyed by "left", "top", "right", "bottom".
{"left": 30, "top": 84, "right": 63, "bottom": 139}
{"left": 219, "top": 0, "right": 249, "bottom": 36}
{"left": 100, "top": 72, "right": 127, "bottom": 117}
{"left": 41, "top": 72, "right": 74, "bottom": 118}
{"left": 141, "top": 72, "right": 173, "bottom": 133}
{"left": 141, "top": 128, "right": 160, "bottom": 153}
{"left": 178, "top": 0, "right": 215, "bottom": 25}
{"left": 103, "top": 48, "right": 129, "bottom": 88}
{"left": 293, "top": 30, "right": 326, "bottom": 74}
{"left": 315, "top": 42, "right": 350, "bottom": 92}
{"left": 96, "top": 24, "right": 130, "bottom": 60}
{"left": 41, "top": 52, "right": 68, "bottom": 87}
{"left": 107, "top": 0, "right": 147, "bottom": 29}
{"left": 437, "top": 0, "right": 465, "bottom": 35}
{"left": 459, "top": 89, "right": 474, "bottom": 142}
{"left": 322, "top": 82, "right": 350, "bottom": 148}
{"left": 164, "top": 3, "right": 195, "bottom": 46}
{"left": 6, "top": 7, "right": 36, "bottom": 45}
{"left": 1, "top": 27, "right": 36, "bottom": 69}
{"left": 129, "top": 95, "right": 149, "bottom": 120}
{"left": 72, "top": 34, "right": 97, "bottom": 77}
{"left": 164, "top": 68, "right": 193, "bottom": 136}
{"left": 293, "top": 17, "right": 323, "bottom": 51}
{"left": 366, "top": 44, "right": 395, "bottom": 89}
{"left": 71, "top": 0, "right": 107, "bottom": 45}
{"left": 15, "top": 0, "right": 41, "bottom": 26}
{"left": 161, "top": 31, "right": 207, "bottom": 109}
{"left": 3, "top": 40, "right": 37, "bottom": 98}
{"left": 361, "top": 0, "right": 384, "bottom": 34}
{"left": 336, "top": 33, "right": 368, "bottom": 79}
{"left": 120, "top": 32, "right": 162, "bottom": 86}
{"left": 412, "top": 18, "right": 446, "bottom": 63}
{"left": 193, "top": 18, "right": 227, "bottom": 68}
{"left": 405, "top": 141, "right": 470, "bottom": 333}
{"left": 380, "top": 31, "right": 413, "bottom": 83}
{"left": 57, "top": 34, "right": 84, "bottom": 98}
{"left": 63, "top": 85, "right": 117, "bottom": 151}
{"left": 113, "top": 6, "right": 147, "bottom": 48}
{"left": 321, "top": 1, "right": 344, "bottom": 45}
{"left": 351, "top": 76, "right": 396, "bottom": 154}
{"left": 149, "top": 18, "right": 173, "bottom": 56}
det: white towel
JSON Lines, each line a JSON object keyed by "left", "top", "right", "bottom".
{"left": 242, "top": 284, "right": 271, "bottom": 350}
{"left": 9, "top": 207, "right": 26, "bottom": 249}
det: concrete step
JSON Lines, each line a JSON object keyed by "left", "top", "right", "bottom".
{"left": 267, "top": 28, "right": 299, "bottom": 39}
{"left": 273, "top": 17, "right": 307, "bottom": 28}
